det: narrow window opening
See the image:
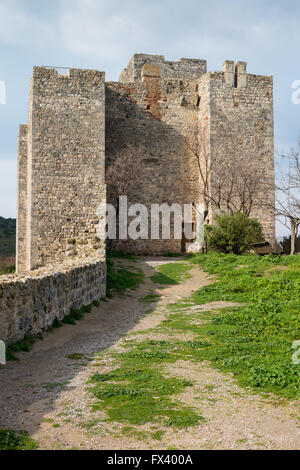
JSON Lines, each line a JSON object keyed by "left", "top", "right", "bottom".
{"left": 234, "top": 68, "right": 238, "bottom": 88}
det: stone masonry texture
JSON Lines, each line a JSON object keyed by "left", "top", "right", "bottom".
{"left": 15, "top": 54, "right": 275, "bottom": 263}
{"left": 1, "top": 53, "right": 276, "bottom": 341}
{"left": 22, "top": 67, "right": 106, "bottom": 272}
{"left": 107, "top": 54, "right": 275, "bottom": 253}
{"left": 0, "top": 258, "right": 106, "bottom": 343}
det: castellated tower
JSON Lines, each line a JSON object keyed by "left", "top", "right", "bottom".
{"left": 107, "top": 54, "right": 275, "bottom": 254}
{"left": 17, "top": 67, "right": 106, "bottom": 273}
{"left": 16, "top": 54, "right": 275, "bottom": 272}
{"left": 201, "top": 60, "right": 275, "bottom": 242}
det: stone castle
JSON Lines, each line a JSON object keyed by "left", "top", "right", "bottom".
{"left": 16, "top": 53, "right": 275, "bottom": 274}
{"left": 0, "top": 53, "right": 276, "bottom": 343}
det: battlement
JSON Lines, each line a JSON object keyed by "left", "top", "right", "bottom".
{"left": 119, "top": 53, "right": 207, "bottom": 82}
{"left": 12, "top": 53, "right": 275, "bottom": 342}
{"left": 33, "top": 66, "right": 105, "bottom": 80}
{"left": 221, "top": 60, "right": 248, "bottom": 87}
{"left": 17, "top": 54, "right": 275, "bottom": 269}
{"left": 18, "top": 65, "right": 106, "bottom": 272}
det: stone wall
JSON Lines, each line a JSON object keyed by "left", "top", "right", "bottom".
{"left": 0, "top": 257, "right": 106, "bottom": 343}
{"left": 17, "top": 67, "right": 106, "bottom": 273}
{"left": 106, "top": 68, "right": 203, "bottom": 254}
{"left": 201, "top": 61, "right": 275, "bottom": 243}
{"left": 16, "top": 55, "right": 276, "bottom": 260}
{"left": 16, "top": 124, "right": 28, "bottom": 273}
{"left": 119, "top": 54, "right": 207, "bottom": 82}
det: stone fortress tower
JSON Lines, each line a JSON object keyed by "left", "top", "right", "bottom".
{"left": 16, "top": 54, "right": 275, "bottom": 273}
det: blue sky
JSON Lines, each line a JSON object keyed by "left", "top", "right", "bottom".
{"left": 0, "top": 0, "right": 299, "bottom": 236}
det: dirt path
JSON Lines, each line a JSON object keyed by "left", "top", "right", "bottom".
{"left": 0, "top": 258, "right": 299, "bottom": 450}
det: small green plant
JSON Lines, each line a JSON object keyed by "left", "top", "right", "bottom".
{"left": 62, "top": 305, "right": 92, "bottom": 325}
{"left": 66, "top": 353, "right": 85, "bottom": 360}
{"left": 206, "top": 212, "right": 263, "bottom": 255}
{"left": 52, "top": 318, "right": 62, "bottom": 329}
{"left": 0, "top": 430, "right": 37, "bottom": 450}
{"left": 7, "top": 336, "right": 36, "bottom": 361}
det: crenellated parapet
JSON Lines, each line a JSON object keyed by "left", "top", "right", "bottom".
{"left": 119, "top": 53, "right": 207, "bottom": 82}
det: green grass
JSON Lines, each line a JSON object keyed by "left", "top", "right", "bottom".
{"left": 106, "top": 256, "right": 144, "bottom": 297}
{"left": 84, "top": 251, "right": 299, "bottom": 438}
{"left": 150, "top": 263, "right": 192, "bottom": 285}
{"left": 0, "top": 265, "right": 15, "bottom": 275}
{"left": 140, "top": 293, "right": 161, "bottom": 304}
{"left": 163, "top": 253, "right": 184, "bottom": 258}
{"left": 108, "top": 250, "right": 136, "bottom": 260}
{"left": 178, "top": 251, "right": 300, "bottom": 399}
{"left": 88, "top": 339, "right": 204, "bottom": 428}
{"left": 0, "top": 430, "right": 37, "bottom": 450}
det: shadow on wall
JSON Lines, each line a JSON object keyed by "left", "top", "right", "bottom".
{"left": 105, "top": 85, "right": 201, "bottom": 256}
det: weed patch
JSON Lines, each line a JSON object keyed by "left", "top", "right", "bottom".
{"left": 106, "top": 256, "right": 144, "bottom": 296}
{"left": 151, "top": 263, "right": 191, "bottom": 285}
{"left": 88, "top": 339, "right": 204, "bottom": 428}
{"left": 0, "top": 430, "right": 37, "bottom": 450}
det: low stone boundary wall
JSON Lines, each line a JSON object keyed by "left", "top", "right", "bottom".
{"left": 0, "top": 257, "right": 106, "bottom": 343}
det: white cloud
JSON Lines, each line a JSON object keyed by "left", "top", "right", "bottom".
{"left": 59, "top": 0, "right": 143, "bottom": 64}
{"left": 0, "top": 1, "right": 56, "bottom": 48}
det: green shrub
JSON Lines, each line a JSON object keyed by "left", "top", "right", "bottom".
{"left": 206, "top": 212, "right": 263, "bottom": 255}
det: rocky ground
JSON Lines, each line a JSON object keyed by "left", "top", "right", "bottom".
{"left": 0, "top": 257, "right": 299, "bottom": 450}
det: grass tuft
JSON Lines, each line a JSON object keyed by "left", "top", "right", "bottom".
{"left": 0, "top": 430, "right": 37, "bottom": 450}
{"left": 150, "top": 263, "right": 191, "bottom": 285}
{"left": 106, "top": 256, "right": 144, "bottom": 297}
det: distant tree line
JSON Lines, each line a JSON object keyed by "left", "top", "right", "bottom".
{"left": 0, "top": 217, "right": 16, "bottom": 257}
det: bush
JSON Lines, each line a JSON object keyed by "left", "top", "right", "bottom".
{"left": 206, "top": 212, "right": 263, "bottom": 255}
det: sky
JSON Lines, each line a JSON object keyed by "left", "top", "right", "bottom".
{"left": 0, "top": 0, "right": 299, "bottom": 236}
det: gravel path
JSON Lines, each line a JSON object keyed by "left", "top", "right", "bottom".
{"left": 0, "top": 257, "right": 299, "bottom": 450}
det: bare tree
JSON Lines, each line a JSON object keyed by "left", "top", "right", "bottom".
{"left": 106, "top": 145, "right": 143, "bottom": 249}
{"left": 189, "top": 117, "right": 269, "bottom": 220}
{"left": 106, "top": 144, "right": 143, "bottom": 210}
{"left": 276, "top": 139, "right": 300, "bottom": 255}
{"left": 188, "top": 121, "right": 211, "bottom": 219}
